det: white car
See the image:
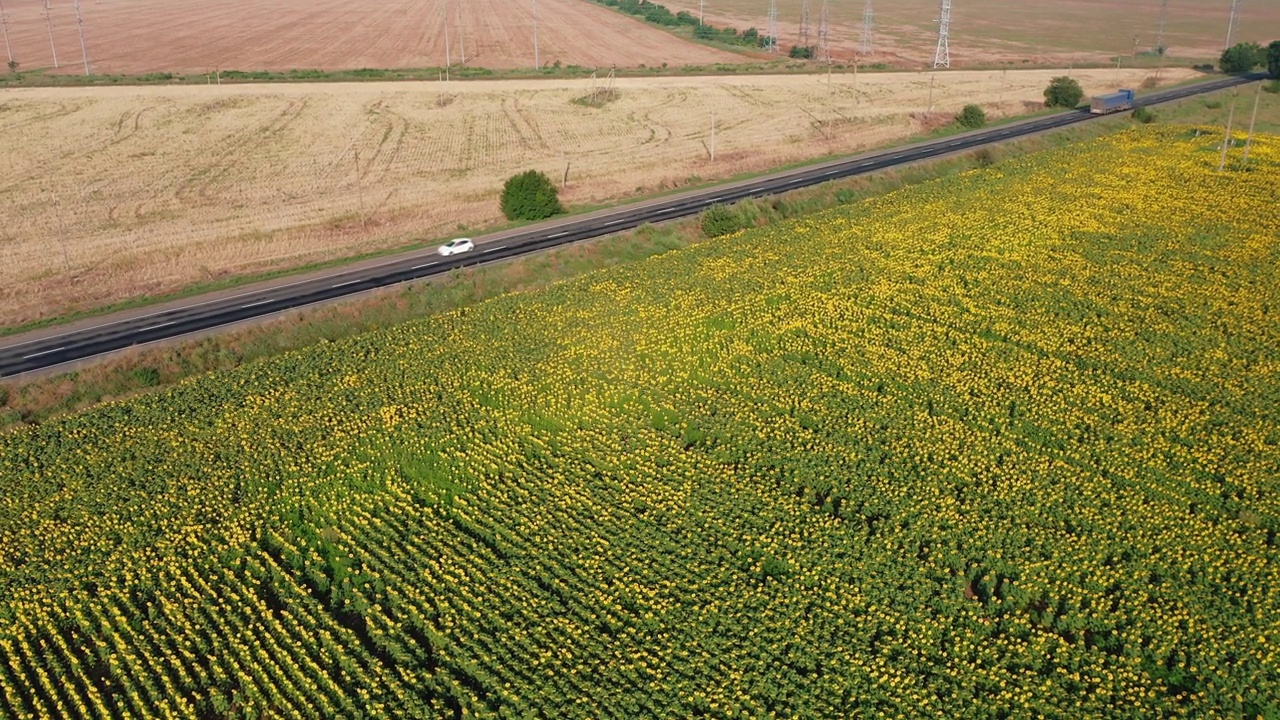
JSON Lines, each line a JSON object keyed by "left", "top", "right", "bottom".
{"left": 438, "top": 238, "right": 475, "bottom": 256}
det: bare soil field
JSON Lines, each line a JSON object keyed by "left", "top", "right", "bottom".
{"left": 0, "top": 67, "right": 1197, "bottom": 327}
{"left": 664, "top": 0, "right": 1280, "bottom": 67}
{"left": 0, "top": 0, "right": 745, "bottom": 75}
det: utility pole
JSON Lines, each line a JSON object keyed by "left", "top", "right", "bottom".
{"left": 1224, "top": 0, "right": 1241, "bottom": 50}
{"left": 861, "top": 0, "right": 873, "bottom": 55}
{"left": 1218, "top": 90, "right": 1237, "bottom": 172}
{"left": 444, "top": 0, "right": 452, "bottom": 77}
{"left": 928, "top": 71, "right": 936, "bottom": 111}
{"left": 710, "top": 107, "right": 716, "bottom": 161}
{"left": 1242, "top": 81, "right": 1262, "bottom": 166}
{"left": 532, "top": 0, "right": 540, "bottom": 69}
{"left": 44, "top": 0, "right": 60, "bottom": 68}
{"left": 0, "top": 0, "right": 13, "bottom": 67}
{"left": 933, "top": 0, "right": 952, "bottom": 69}
{"left": 699, "top": 0, "right": 704, "bottom": 24}
{"left": 354, "top": 148, "right": 367, "bottom": 225}
{"left": 73, "top": 0, "right": 90, "bottom": 75}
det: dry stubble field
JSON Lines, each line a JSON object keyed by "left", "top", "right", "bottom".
{"left": 0, "top": 67, "right": 1195, "bottom": 327}
{"left": 0, "top": 0, "right": 743, "bottom": 75}
{"left": 665, "top": 0, "right": 1280, "bottom": 67}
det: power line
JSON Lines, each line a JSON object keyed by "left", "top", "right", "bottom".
{"left": 933, "top": 0, "right": 952, "bottom": 69}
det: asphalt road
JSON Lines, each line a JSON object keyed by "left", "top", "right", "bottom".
{"left": 0, "top": 73, "right": 1264, "bottom": 378}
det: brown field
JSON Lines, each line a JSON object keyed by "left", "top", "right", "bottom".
{"left": 665, "top": 0, "right": 1280, "bottom": 67}
{"left": 0, "top": 0, "right": 745, "bottom": 75}
{"left": 0, "top": 67, "right": 1200, "bottom": 328}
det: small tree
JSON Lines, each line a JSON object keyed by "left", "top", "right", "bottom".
{"left": 956, "top": 104, "right": 987, "bottom": 129}
{"left": 1044, "top": 76, "right": 1084, "bottom": 108}
{"left": 700, "top": 204, "right": 746, "bottom": 238}
{"left": 1268, "top": 40, "right": 1280, "bottom": 78}
{"left": 500, "top": 170, "right": 563, "bottom": 222}
{"left": 1219, "top": 42, "right": 1263, "bottom": 73}
{"left": 788, "top": 45, "right": 813, "bottom": 60}
{"left": 6, "top": 60, "right": 18, "bottom": 74}
{"left": 1132, "top": 107, "right": 1157, "bottom": 124}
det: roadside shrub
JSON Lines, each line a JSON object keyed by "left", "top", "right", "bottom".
{"left": 132, "top": 367, "right": 162, "bottom": 388}
{"left": 788, "top": 46, "right": 813, "bottom": 60}
{"left": 956, "top": 104, "right": 987, "bottom": 129}
{"left": 1203, "top": 98, "right": 1223, "bottom": 109}
{"left": 500, "top": 170, "right": 564, "bottom": 222}
{"left": 1132, "top": 107, "right": 1157, "bottom": 124}
{"left": 974, "top": 147, "right": 1000, "bottom": 167}
{"left": 700, "top": 204, "right": 747, "bottom": 238}
{"left": 1044, "top": 76, "right": 1084, "bottom": 108}
{"left": 835, "top": 188, "right": 856, "bottom": 204}
{"left": 1219, "top": 42, "right": 1263, "bottom": 73}
{"left": 1269, "top": 40, "right": 1280, "bottom": 78}
{"left": 1265, "top": 80, "right": 1280, "bottom": 94}
{"left": 0, "top": 386, "right": 9, "bottom": 407}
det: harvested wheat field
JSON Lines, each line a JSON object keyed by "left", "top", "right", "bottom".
{"left": 0, "top": 67, "right": 1195, "bottom": 326}
{"left": 0, "top": 0, "right": 745, "bottom": 75}
{"left": 664, "top": 0, "right": 1280, "bottom": 67}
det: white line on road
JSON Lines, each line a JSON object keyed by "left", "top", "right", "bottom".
{"left": 139, "top": 322, "right": 176, "bottom": 333}
{"left": 332, "top": 280, "right": 360, "bottom": 288}
{"left": 892, "top": 154, "right": 905, "bottom": 159}
{"left": 22, "top": 347, "right": 66, "bottom": 360}
{"left": 549, "top": 232, "right": 568, "bottom": 238}
{"left": 603, "top": 219, "right": 625, "bottom": 226}
{"left": 241, "top": 299, "right": 272, "bottom": 309}
{"left": 482, "top": 246, "right": 507, "bottom": 253}
{"left": 858, "top": 162, "right": 874, "bottom": 168}
{"left": 412, "top": 262, "right": 438, "bottom": 270}
{"left": 823, "top": 170, "right": 839, "bottom": 176}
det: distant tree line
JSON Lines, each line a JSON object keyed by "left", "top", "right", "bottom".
{"left": 593, "top": 0, "right": 776, "bottom": 49}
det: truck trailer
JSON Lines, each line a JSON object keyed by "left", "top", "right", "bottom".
{"left": 1090, "top": 89, "right": 1136, "bottom": 115}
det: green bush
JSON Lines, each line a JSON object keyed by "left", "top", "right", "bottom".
{"left": 700, "top": 204, "right": 747, "bottom": 238}
{"left": 1044, "top": 76, "right": 1084, "bottom": 108}
{"left": 0, "top": 386, "right": 9, "bottom": 407}
{"left": 1265, "top": 80, "right": 1280, "bottom": 94}
{"left": 956, "top": 104, "right": 987, "bottom": 129}
{"left": 1219, "top": 42, "right": 1263, "bottom": 73}
{"left": 835, "top": 188, "right": 856, "bottom": 204}
{"left": 1132, "top": 107, "right": 1157, "bottom": 124}
{"left": 1269, "top": 40, "right": 1280, "bottom": 78}
{"left": 788, "top": 46, "right": 813, "bottom": 60}
{"left": 132, "top": 367, "right": 162, "bottom": 388}
{"left": 500, "top": 170, "right": 564, "bottom": 222}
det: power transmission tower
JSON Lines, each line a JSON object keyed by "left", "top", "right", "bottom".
{"left": 0, "top": 0, "right": 12, "bottom": 67}
{"left": 73, "top": 0, "right": 90, "bottom": 75}
{"left": 861, "top": 0, "right": 873, "bottom": 55}
{"left": 766, "top": 0, "right": 778, "bottom": 53}
{"left": 1155, "top": 0, "right": 1169, "bottom": 54}
{"left": 818, "top": 0, "right": 830, "bottom": 60}
{"left": 1224, "top": 0, "right": 1241, "bottom": 49}
{"left": 799, "top": 0, "right": 811, "bottom": 51}
{"left": 532, "top": 0, "right": 540, "bottom": 68}
{"left": 44, "top": 0, "right": 60, "bottom": 68}
{"left": 457, "top": 1, "right": 465, "bottom": 65}
{"left": 933, "top": 0, "right": 952, "bottom": 69}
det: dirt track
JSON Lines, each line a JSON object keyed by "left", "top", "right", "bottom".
{"left": 0, "top": 0, "right": 746, "bottom": 74}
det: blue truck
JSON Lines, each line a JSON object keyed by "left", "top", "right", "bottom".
{"left": 1090, "top": 89, "right": 1136, "bottom": 114}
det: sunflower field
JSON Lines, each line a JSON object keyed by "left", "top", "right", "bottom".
{"left": 0, "top": 125, "right": 1277, "bottom": 719}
